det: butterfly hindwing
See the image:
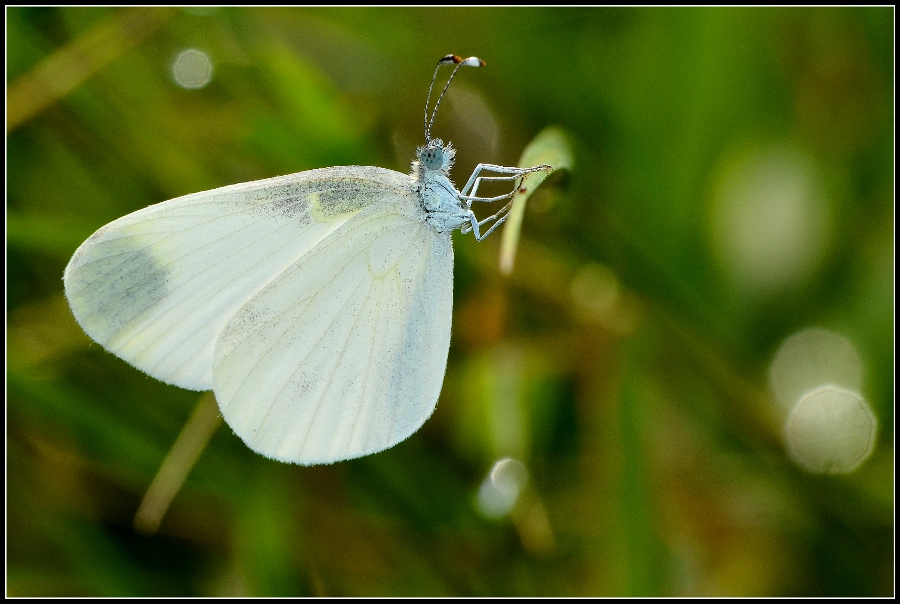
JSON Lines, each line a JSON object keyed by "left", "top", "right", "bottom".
{"left": 213, "top": 207, "right": 454, "bottom": 464}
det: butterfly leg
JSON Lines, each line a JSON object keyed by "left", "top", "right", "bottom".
{"left": 460, "top": 163, "right": 553, "bottom": 200}
{"left": 458, "top": 163, "right": 552, "bottom": 240}
{"left": 460, "top": 200, "right": 516, "bottom": 241}
{"left": 461, "top": 175, "right": 523, "bottom": 209}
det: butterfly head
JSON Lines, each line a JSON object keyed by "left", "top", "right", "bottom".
{"left": 415, "top": 138, "right": 455, "bottom": 177}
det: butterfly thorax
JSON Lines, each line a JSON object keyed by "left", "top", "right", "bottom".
{"left": 412, "top": 139, "right": 470, "bottom": 234}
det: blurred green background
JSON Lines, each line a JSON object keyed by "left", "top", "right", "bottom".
{"left": 6, "top": 7, "right": 894, "bottom": 597}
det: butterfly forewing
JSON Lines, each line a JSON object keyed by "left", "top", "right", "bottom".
{"left": 63, "top": 167, "right": 417, "bottom": 391}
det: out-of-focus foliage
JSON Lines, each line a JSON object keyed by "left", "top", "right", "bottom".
{"left": 6, "top": 7, "right": 893, "bottom": 597}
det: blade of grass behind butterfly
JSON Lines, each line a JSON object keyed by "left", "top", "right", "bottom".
{"left": 499, "top": 126, "right": 573, "bottom": 275}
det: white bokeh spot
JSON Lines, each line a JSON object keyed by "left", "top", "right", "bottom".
{"left": 172, "top": 49, "right": 213, "bottom": 89}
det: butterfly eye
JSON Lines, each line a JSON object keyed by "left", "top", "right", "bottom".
{"left": 422, "top": 146, "right": 444, "bottom": 170}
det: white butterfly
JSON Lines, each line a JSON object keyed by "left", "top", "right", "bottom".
{"left": 64, "top": 55, "right": 551, "bottom": 465}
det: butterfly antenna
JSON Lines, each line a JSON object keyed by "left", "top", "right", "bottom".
{"left": 424, "top": 54, "right": 485, "bottom": 144}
